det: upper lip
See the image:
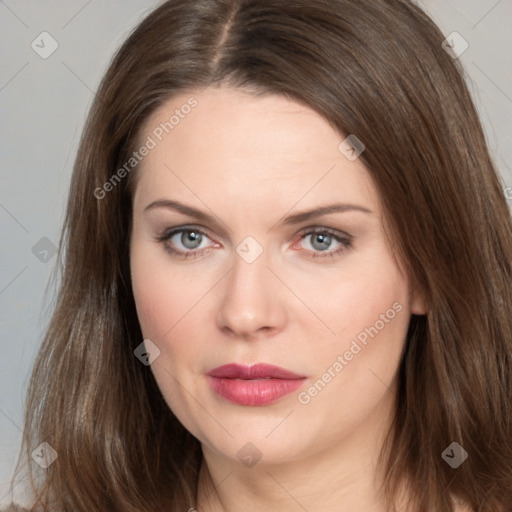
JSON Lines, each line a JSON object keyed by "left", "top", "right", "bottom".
{"left": 207, "top": 363, "right": 305, "bottom": 380}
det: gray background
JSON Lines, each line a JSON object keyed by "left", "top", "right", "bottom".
{"left": 1, "top": 0, "right": 511, "bottom": 506}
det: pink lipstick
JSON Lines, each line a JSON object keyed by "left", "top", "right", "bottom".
{"left": 206, "top": 363, "right": 306, "bottom": 406}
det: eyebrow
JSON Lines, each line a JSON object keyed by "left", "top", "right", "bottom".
{"left": 143, "top": 199, "right": 372, "bottom": 227}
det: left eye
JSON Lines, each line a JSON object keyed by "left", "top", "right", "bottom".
{"left": 294, "top": 228, "right": 353, "bottom": 258}
{"left": 301, "top": 232, "right": 337, "bottom": 251}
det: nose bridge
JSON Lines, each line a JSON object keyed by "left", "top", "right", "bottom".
{"left": 216, "top": 240, "right": 285, "bottom": 337}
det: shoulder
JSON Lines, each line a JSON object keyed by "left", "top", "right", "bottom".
{"left": 0, "top": 505, "right": 31, "bottom": 512}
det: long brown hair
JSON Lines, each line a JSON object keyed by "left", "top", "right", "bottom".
{"left": 10, "top": 0, "right": 512, "bottom": 510}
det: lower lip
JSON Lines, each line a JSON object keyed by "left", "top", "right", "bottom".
{"left": 206, "top": 376, "right": 305, "bottom": 406}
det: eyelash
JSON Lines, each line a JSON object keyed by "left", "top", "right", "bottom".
{"left": 154, "top": 225, "right": 353, "bottom": 261}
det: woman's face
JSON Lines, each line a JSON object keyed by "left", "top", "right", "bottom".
{"left": 130, "top": 86, "right": 426, "bottom": 467}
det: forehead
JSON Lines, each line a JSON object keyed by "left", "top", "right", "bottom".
{"left": 139, "top": 87, "right": 338, "bottom": 161}
{"left": 133, "top": 86, "right": 378, "bottom": 212}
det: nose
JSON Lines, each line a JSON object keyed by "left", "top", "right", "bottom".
{"left": 216, "top": 247, "right": 287, "bottom": 340}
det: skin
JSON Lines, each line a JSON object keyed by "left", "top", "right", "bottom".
{"left": 129, "top": 86, "right": 428, "bottom": 511}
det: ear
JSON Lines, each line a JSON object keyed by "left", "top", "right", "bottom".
{"left": 410, "top": 282, "right": 428, "bottom": 315}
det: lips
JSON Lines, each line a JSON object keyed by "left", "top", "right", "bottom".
{"left": 207, "top": 363, "right": 305, "bottom": 380}
{"left": 206, "top": 363, "right": 306, "bottom": 406}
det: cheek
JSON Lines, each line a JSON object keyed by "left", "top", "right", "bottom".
{"left": 131, "top": 267, "right": 174, "bottom": 340}
{"left": 130, "top": 244, "right": 222, "bottom": 410}
{"left": 291, "top": 258, "right": 410, "bottom": 440}
{"left": 291, "top": 262, "right": 410, "bottom": 429}
{"left": 130, "top": 244, "right": 206, "bottom": 341}
{"left": 130, "top": 246, "right": 228, "bottom": 439}
{"left": 289, "top": 248, "right": 410, "bottom": 359}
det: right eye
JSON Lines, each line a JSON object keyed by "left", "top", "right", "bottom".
{"left": 155, "top": 226, "right": 221, "bottom": 259}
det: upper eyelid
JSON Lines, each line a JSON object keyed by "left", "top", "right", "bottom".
{"left": 159, "top": 224, "right": 212, "bottom": 237}
{"left": 159, "top": 224, "right": 351, "bottom": 236}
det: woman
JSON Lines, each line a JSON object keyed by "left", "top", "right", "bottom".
{"left": 5, "top": 0, "right": 512, "bottom": 510}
